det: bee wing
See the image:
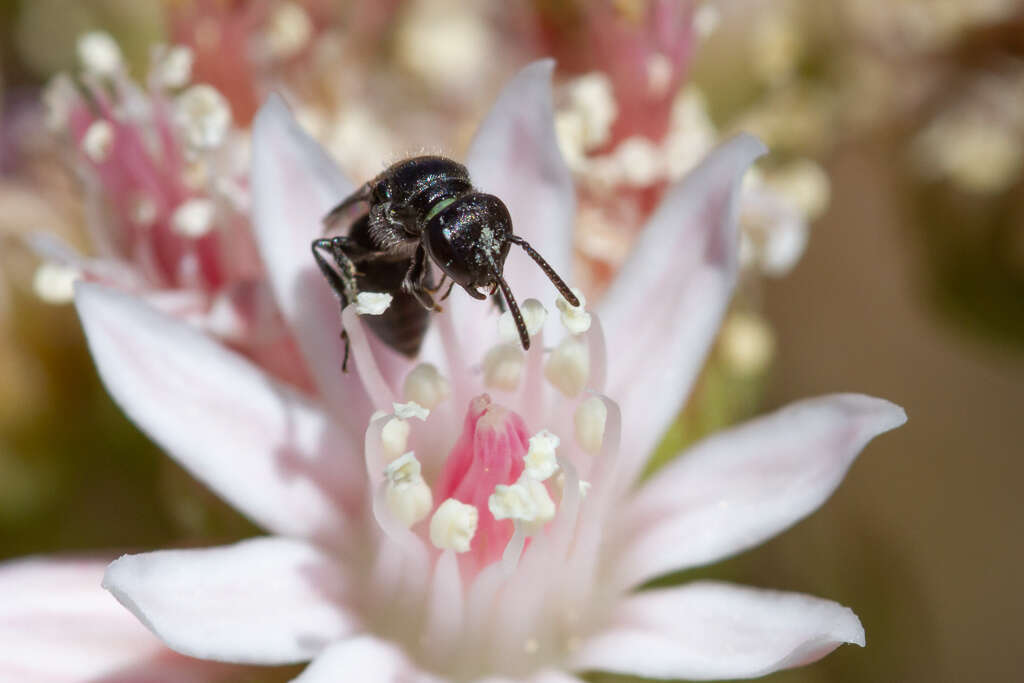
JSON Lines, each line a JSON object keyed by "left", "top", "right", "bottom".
{"left": 322, "top": 183, "right": 371, "bottom": 235}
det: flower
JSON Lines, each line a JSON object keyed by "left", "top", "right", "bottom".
{"left": 4, "top": 61, "right": 904, "bottom": 681}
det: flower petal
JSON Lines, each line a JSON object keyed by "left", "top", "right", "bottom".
{"left": 458, "top": 59, "right": 576, "bottom": 346}
{"left": 293, "top": 636, "right": 439, "bottom": 682}
{"left": 570, "top": 581, "right": 864, "bottom": 680}
{"left": 104, "top": 537, "right": 359, "bottom": 665}
{"left": 75, "top": 282, "right": 362, "bottom": 540}
{"left": 0, "top": 557, "right": 240, "bottom": 682}
{"left": 251, "top": 94, "right": 373, "bottom": 434}
{"left": 597, "top": 134, "right": 767, "bottom": 488}
{"left": 612, "top": 394, "right": 907, "bottom": 588}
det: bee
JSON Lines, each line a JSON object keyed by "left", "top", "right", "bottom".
{"left": 312, "top": 156, "right": 578, "bottom": 369}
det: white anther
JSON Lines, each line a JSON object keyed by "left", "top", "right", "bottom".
{"left": 694, "top": 3, "right": 721, "bottom": 38}
{"left": 171, "top": 198, "right": 216, "bottom": 238}
{"left": 720, "top": 312, "right": 775, "bottom": 377}
{"left": 42, "top": 73, "right": 76, "bottom": 131}
{"left": 77, "top": 32, "right": 123, "bottom": 77}
{"left": 646, "top": 52, "right": 673, "bottom": 96}
{"left": 355, "top": 291, "right": 392, "bottom": 315}
{"left": 555, "top": 288, "right": 591, "bottom": 335}
{"left": 482, "top": 343, "right": 524, "bottom": 392}
{"left": 393, "top": 401, "right": 429, "bottom": 421}
{"left": 566, "top": 72, "right": 617, "bottom": 151}
{"left": 384, "top": 452, "right": 432, "bottom": 527}
{"left": 130, "top": 195, "right": 158, "bottom": 227}
{"left": 176, "top": 84, "right": 232, "bottom": 150}
{"left": 266, "top": 2, "right": 313, "bottom": 59}
{"left": 545, "top": 336, "right": 589, "bottom": 397}
{"left": 430, "top": 498, "right": 478, "bottom": 553}
{"left": 32, "top": 263, "right": 79, "bottom": 304}
{"left": 152, "top": 45, "right": 194, "bottom": 89}
{"left": 525, "top": 430, "right": 560, "bottom": 482}
{"left": 498, "top": 298, "right": 548, "bottom": 344}
{"left": 490, "top": 474, "right": 556, "bottom": 535}
{"left": 81, "top": 120, "right": 114, "bottom": 163}
{"left": 574, "top": 396, "right": 607, "bottom": 455}
{"left": 380, "top": 418, "right": 410, "bottom": 463}
{"left": 403, "top": 363, "right": 450, "bottom": 410}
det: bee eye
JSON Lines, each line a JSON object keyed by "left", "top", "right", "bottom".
{"left": 425, "top": 221, "right": 475, "bottom": 286}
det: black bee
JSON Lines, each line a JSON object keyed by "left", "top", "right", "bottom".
{"left": 312, "top": 156, "right": 578, "bottom": 369}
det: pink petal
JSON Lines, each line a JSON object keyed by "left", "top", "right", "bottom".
{"left": 293, "top": 636, "right": 440, "bottom": 682}
{"left": 103, "top": 538, "right": 359, "bottom": 665}
{"left": 597, "top": 134, "right": 767, "bottom": 489}
{"left": 250, "top": 94, "right": 373, "bottom": 434}
{"left": 612, "top": 394, "right": 907, "bottom": 589}
{"left": 0, "top": 557, "right": 239, "bottom": 682}
{"left": 75, "top": 283, "right": 361, "bottom": 541}
{"left": 570, "top": 581, "right": 864, "bottom": 680}
{"left": 457, "top": 60, "right": 576, "bottom": 345}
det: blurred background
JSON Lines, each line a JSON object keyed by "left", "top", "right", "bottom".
{"left": 0, "top": 1, "right": 1022, "bottom": 681}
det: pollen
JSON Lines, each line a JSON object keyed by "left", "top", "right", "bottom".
{"left": 498, "top": 298, "right": 547, "bottom": 343}
{"left": 574, "top": 397, "right": 607, "bottom": 455}
{"left": 171, "top": 198, "right": 216, "bottom": 238}
{"left": 77, "top": 32, "right": 123, "bottom": 78}
{"left": 555, "top": 288, "right": 591, "bottom": 335}
{"left": 524, "top": 430, "right": 560, "bottom": 481}
{"left": 488, "top": 473, "right": 555, "bottom": 535}
{"left": 544, "top": 336, "right": 589, "bottom": 397}
{"left": 152, "top": 45, "right": 194, "bottom": 89}
{"left": 393, "top": 401, "right": 429, "bottom": 421}
{"left": 403, "top": 363, "right": 450, "bottom": 410}
{"left": 81, "top": 120, "right": 114, "bottom": 163}
{"left": 430, "top": 498, "right": 478, "bottom": 553}
{"left": 355, "top": 291, "right": 392, "bottom": 315}
{"left": 385, "top": 453, "right": 432, "bottom": 527}
{"left": 482, "top": 343, "right": 524, "bottom": 392}
{"left": 175, "top": 84, "right": 232, "bottom": 150}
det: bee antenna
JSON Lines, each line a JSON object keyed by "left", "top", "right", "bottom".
{"left": 509, "top": 235, "right": 579, "bottom": 306}
{"left": 495, "top": 274, "right": 530, "bottom": 350}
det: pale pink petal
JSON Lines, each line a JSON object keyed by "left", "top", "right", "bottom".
{"left": 570, "top": 581, "right": 863, "bottom": 680}
{"left": 598, "top": 134, "right": 767, "bottom": 488}
{"left": 458, "top": 59, "right": 576, "bottom": 345}
{"left": 611, "top": 394, "right": 907, "bottom": 589}
{"left": 103, "top": 538, "right": 359, "bottom": 665}
{"left": 0, "top": 557, "right": 239, "bottom": 682}
{"left": 75, "top": 283, "right": 362, "bottom": 541}
{"left": 250, "top": 94, "right": 373, "bottom": 434}
{"left": 293, "top": 636, "right": 440, "bottom": 682}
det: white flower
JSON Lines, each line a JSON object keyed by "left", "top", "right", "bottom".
{"left": 1, "top": 61, "right": 905, "bottom": 682}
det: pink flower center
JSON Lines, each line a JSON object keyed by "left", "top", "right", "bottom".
{"left": 435, "top": 394, "right": 528, "bottom": 567}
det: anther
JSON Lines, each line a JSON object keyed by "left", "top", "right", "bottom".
{"left": 393, "top": 401, "right": 429, "bottom": 421}
{"left": 380, "top": 418, "right": 410, "bottom": 463}
{"left": 175, "top": 84, "right": 232, "bottom": 150}
{"left": 77, "top": 32, "right": 123, "bottom": 77}
{"left": 403, "top": 363, "right": 450, "bottom": 410}
{"left": 574, "top": 397, "right": 607, "bottom": 454}
{"left": 482, "top": 344, "right": 524, "bottom": 392}
{"left": 171, "top": 198, "right": 216, "bottom": 238}
{"left": 524, "top": 430, "right": 560, "bottom": 482}
{"left": 384, "top": 452, "right": 433, "bottom": 527}
{"left": 545, "top": 336, "right": 589, "bottom": 397}
{"left": 555, "top": 287, "right": 591, "bottom": 335}
{"left": 498, "top": 299, "right": 547, "bottom": 344}
{"left": 81, "top": 120, "right": 114, "bottom": 163}
{"left": 430, "top": 498, "right": 478, "bottom": 553}
{"left": 355, "top": 291, "right": 392, "bottom": 315}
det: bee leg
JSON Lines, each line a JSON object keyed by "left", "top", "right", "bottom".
{"left": 312, "top": 237, "right": 362, "bottom": 372}
{"left": 423, "top": 272, "right": 447, "bottom": 295}
{"left": 402, "top": 245, "right": 438, "bottom": 311}
{"left": 438, "top": 279, "right": 456, "bottom": 302}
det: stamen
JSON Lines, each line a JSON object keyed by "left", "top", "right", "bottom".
{"left": 544, "top": 336, "right": 589, "bottom": 397}
{"left": 574, "top": 397, "right": 607, "bottom": 455}
{"left": 32, "top": 262, "right": 79, "bottom": 305}
{"left": 524, "top": 430, "right": 560, "bottom": 481}
{"left": 555, "top": 287, "right": 591, "bottom": 335}
{"left": 380, "top": 418, "right": 410, "bottom": 463}
{"left": 171, "top": 198, "right": 216, "bottom": 238}
{"left": 151, "top": 45, "right": 193, "bottom": 89}
{"left": 81, "top": 120, "right": 114, "bottom": 163}
{"left": 77, "top": 32, "right": 123, "bottom": 78}
{"left": 384, "top": 452, "right": 433, "bottom": 527}
{"left": 482, "top": 344, "right": 524, "bottom": 392}
{"left": 393, "top": 401, "right": 429, "bottom": 421}
{"left": 488, "top": 474, "right": 555, "bottom": 536}
{"left": 355, "top": 291, "right": 392, "bottom": 315}
{"left": 175, "top": 84, "right": 232, "bottom": 150}
{"left": 265, "top": 2, "right": 313, "bottom": 60}
{"left": 498, "top": 299, "right": 547, "bottom": 344}
{"left": 403, "top": 363, "right": 450, "bottom": 409}
{"left": 430, "top": 498, "right": 478, "bottom": 553}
